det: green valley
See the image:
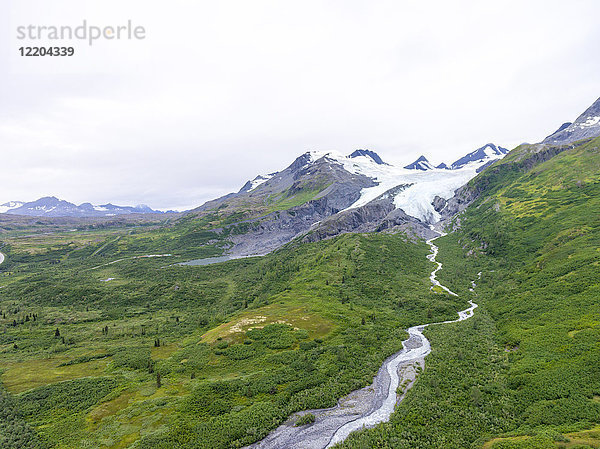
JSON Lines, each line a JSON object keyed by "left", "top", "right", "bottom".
{"left": 1, "top": 118, "right": 599, "bottom": 449}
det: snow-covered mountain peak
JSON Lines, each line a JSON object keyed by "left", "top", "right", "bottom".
{"left": 306, "top": 150, "right": 346, "bottom": 163}
{"left": 404, "top": 155, "right": 435, "bottom": 171}
{"left": 300, "top": 149, "right": 387, "bottom": 166}
{"left": 449, "top": 143, "right": 508, "bottom": 170}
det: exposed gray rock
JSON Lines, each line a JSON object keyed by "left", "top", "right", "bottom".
{"left": 438, "top": 185, "right": 478, "bottom": 220}
{"left": 303, "top": 195, "right": 436, "bottom": 244}
{"left": 431, "top": 196, "right": 447, "bottom": 213}
{"left": 543, "top": 96, "right": 600, "bottom": 144}
{"left": 227, "top": 197, "right": 342, "bottom": 256}
{"left": 302, "top": 199, "right": 396, "bottom": 242}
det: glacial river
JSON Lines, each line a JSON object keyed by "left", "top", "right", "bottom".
{"left": 245, "top": 230, "right": 478, "bottom": 449}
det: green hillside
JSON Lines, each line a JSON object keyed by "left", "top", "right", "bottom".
{"left": 337, "top": 137, "right": 600, "bottom": 448}
{"left": 0, "top": 229, "right": 464, "bottom": 448}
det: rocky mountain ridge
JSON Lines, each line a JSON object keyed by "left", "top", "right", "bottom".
{"left": 543, "top": 96, "right": 600, "bottom": 144}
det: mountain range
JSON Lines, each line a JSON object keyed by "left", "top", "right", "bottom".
{"left": 403, "top": 143, "right": 509, "bottom": 171}
{"left": 0, "top": 197, "right": 173, "bottom": 217}
{"left": 3, "top": 96, "right": 599, "bottom": 258}
{"left": 183, "top": 142, "right": 509, "bottom": 255}
{"left": 181, "top": 96, "right": 600, "bottom": 257}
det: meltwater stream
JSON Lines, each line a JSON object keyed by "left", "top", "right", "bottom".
{"left": 245, "top": 231, "right": 478, "bottom": 449}
{"left": 326, "top": 231, "right": 476, "bottom": 447}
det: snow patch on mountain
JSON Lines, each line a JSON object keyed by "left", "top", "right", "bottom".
{"left": 579, "top": 116, "right": 600, "bottom": 128}
{"left": 248, "top": 174, "right": 275, "bottom": 191}
{"left": 450, "top": 143, "right": 508, "bottom": 170}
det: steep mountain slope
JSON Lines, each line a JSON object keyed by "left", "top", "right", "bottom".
{"left": 543, "top": 96, "right": 600, "bottom": 144}
{"left": 445, "top": 136, "right": 600, "bottom": 447}
{"left": 1, "top": 197, "right": 170, "bottom": 217}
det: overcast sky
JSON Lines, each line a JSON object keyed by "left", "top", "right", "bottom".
{"left": 1, "top": 0, "right": 599, "bottom": 210}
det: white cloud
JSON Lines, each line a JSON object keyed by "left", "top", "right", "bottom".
{"left": 0, "top": 0, "right": 599, "bottom": 209}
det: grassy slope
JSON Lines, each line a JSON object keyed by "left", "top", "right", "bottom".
{"left": 444, "top": 138, "right": 600, "bottom": 448}
{"left": 0, "top": 228, "right": 466, "bottom": 448}
{"left": 337, "top": 138, "right": 600, "bottom": 449}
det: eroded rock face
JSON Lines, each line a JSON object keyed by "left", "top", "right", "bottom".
{"left": 304, "top": 198, "right": 436, "bottom": 243}
{"left": 437, "top": 186, "right": 478, "bottom": 220}
{"left": 432, "top": 196, "right": 447, "bottom": 213}
{"left": 303, "top": 199, "right": 397, "bottom": 242}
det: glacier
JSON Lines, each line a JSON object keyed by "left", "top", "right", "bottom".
{"left": 305, "top": 149, "right": 506, "bottom": 224}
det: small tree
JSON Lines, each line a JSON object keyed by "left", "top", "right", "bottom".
{"left": 55, "top": 328, "right": 60, "bottom": 337}
{"left": 295, "top": 413, "right": 316, "bottom": 427}
{"left": 156, "top": 372, "right": 161, "bottom": 388}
